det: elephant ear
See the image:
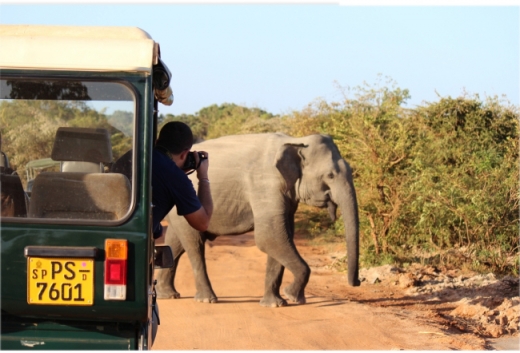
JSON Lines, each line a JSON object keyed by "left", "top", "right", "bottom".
{"left": 274, "top": 143, "right": 307, "bottom": 193}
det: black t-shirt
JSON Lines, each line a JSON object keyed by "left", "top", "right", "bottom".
{"left": 151, "top": 149, "right": 201, "bottom": 238}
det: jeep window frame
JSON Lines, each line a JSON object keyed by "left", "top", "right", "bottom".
{"left": 0, "top": 72, "right": 142, "bottom": 227}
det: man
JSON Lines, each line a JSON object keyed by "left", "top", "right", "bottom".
{"left": 147, "top": 121, "right": 213, "bottom": 344}
{"left": 151, "top": 121, "right": 213, "bottom": 238}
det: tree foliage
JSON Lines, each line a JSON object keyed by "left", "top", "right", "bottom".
{"left": 407, "top": 96, "right": 519, "bottom": 273}
{"left": 281, "top": 81, "right": 519, "bottom": 275}
{"left": 160, "top": 103, "right": 284, "bottom": 141}
{"left": 0, "top": 100, "right": 132, "bottom": 185}
{"left": 3, "top": 83, "right": 517, "bottom": 275}
{"left": 159, "top": 87, "right": 518, "bottom": 275}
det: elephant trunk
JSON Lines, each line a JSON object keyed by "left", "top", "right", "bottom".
{"left": 335, "top": 180, "right": 360, "bottom": 287}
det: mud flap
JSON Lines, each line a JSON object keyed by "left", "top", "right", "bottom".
{"left": 151, "top": 283, "right": 160, "bottom": 344}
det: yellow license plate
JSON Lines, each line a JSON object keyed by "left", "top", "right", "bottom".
{"left": 27, "top": 257, "right": 94, "bottom": 306}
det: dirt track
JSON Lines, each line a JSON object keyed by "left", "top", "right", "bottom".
{"left": 152, "top": 232, "right": 518, "bottom": 350}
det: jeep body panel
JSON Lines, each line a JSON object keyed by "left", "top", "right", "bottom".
{"left": 0, "top": 25, "right": 172, "bottom": 350}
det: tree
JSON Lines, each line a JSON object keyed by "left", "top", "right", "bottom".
{"left": 0, "top": 100, "right": 133, "bottom": 185}
{"left": 281, "top": 80, "right": 519, "bottom": 274}
{"left": 407, "top": 96, "right": 519, "bottom": 273}
{"left": 161, "top": 103, "right": 282, "bottom": 141}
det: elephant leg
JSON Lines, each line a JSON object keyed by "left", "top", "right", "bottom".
{"left": 259, "top": 255, "right": 287, "bottom": 307}
{"left": 282, "top": 254, "right": 310, "bottom": 305}
{"left": 278, "top": 245, "right": 310, "bottom": 304}
{"left": 181, "top": 230, "right": 218, "bottom": 303}
{"left": 255, "top": 225, "right": 311, "bottom": 305}
{"left": 155, "top": 230, "right": 185, "bottom": 299}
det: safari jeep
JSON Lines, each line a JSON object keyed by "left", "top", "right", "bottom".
{"left": 0, "top": 25, "right": 174, "bottom": 349}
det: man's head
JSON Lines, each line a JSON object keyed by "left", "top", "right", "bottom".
{"left": 156, "top": 121, "right": 193, "bottom": 155}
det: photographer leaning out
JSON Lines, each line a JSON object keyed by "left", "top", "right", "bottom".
{"left": 151, "top": 121, "right": 213, "bottom": 239}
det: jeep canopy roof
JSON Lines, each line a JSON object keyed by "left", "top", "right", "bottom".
{"left": 0, "top": 25, "right": 159, "bottom": 73}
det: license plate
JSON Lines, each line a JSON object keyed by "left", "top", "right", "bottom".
{"left": 27, "top": 257, "right": 94, "bottom": 306}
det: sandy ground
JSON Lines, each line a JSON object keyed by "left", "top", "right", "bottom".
{"left": 152, "top": 232, "right": 519, "bottom": 351}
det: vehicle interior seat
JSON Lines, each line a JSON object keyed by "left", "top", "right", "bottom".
{"left": 51, "top": 127, "right": 113, "bottom": 173}
{"left": 61, "top": 161, "right": 103, "bottom": 173}
{"left": 27, "top": 127, "right": 131, "bottom": 220}
{"left": 27, "top": 172, "right": 131, "bottom": 220}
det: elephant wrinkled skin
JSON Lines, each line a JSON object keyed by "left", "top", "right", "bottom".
{"left": 155, "top": 133, "right": 360, "bottom": 307}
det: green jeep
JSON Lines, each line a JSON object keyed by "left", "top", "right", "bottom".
{"left": 0, "top": 24, "right": 174, "bottom": 350}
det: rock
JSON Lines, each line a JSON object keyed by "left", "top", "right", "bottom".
{"left": 359, "top": 264, "right": 401, "bottom": 284}
{"left": 450, "top": 298, "right": 488, "bottom": 318}
{"left": 355, "top": 262, "right": 518, "bottom": 339}
{"left": 487, "top": 324, "right": 505, "bottom": 338}
{"left": 399, "top": 273, "right": 417, "bottom": 288}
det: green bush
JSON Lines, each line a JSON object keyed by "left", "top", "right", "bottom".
{"left": 159, "top": 84, "right": 519, "bottom": 276}
{"left": 160, "top": 103, "right": 283, "bottom": 141}
{"left": 281, "top": 80, "right": 518, "bottom": 275}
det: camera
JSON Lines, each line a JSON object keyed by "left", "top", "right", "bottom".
{"left": 183, "top": 151, "right": 207, "bottom": 172}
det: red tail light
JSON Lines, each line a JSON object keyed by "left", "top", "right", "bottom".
{"left": 104, "top": 239, "right": 127, "bottom": 300}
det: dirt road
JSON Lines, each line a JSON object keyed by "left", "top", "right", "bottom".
{"left": 152, "top": 232, "right": 516, "bottom": 350}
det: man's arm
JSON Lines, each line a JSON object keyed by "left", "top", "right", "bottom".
{"left": 184, "top": 152, "right": 213, "bottom": 231}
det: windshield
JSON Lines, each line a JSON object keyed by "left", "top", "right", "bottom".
{"left": 0, "top": 78, "right": 135, "bottom": 223}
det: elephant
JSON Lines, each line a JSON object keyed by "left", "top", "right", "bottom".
{"left": 155, "top": 132, "right": 360, "bottom": 307}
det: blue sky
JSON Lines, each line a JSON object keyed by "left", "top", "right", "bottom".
{"left": 0, "top": 3, "right": 518, "bottom": 116}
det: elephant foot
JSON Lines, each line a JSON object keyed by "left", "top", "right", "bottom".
{"left": 194, "top": 291, "right": 218, "bottom": 303}
{"left": 284, "top": 286, "right": 306, "bottom": 305}
{"left": 156, "top": 288, "right": 181, "bottom": 299}
{"left": 349, "top": 278, "right": 361, "bottom": 287}
{"left": 259, "top": 295, "right": 287, "bottom": 308}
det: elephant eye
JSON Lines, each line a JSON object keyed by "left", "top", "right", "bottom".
{"left": 327, "top": 172, "right": 334, "bottom": 179}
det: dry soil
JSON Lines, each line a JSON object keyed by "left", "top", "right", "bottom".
{"left": 152, "top": 232, "right": 519, "bottom": 351}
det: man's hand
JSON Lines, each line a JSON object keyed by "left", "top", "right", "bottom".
{"left": 184, "top": 150, "right": 213, "bottom": 231}
{"left": 194, "top": 151, "right": 209, "bottom": 179}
